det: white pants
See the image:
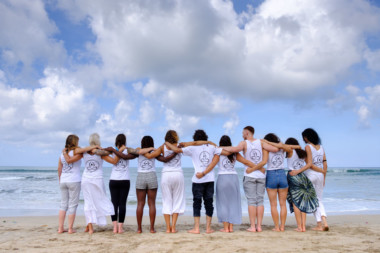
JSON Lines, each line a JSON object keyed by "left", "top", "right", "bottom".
{"left": 161, "top": 171, "right": 186, "bottom": 215}
{"left": 307, "top": 172, "right": 327, "bottom": 222}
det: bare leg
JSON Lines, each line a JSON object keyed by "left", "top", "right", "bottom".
{"left": 301, "top": 212, "right": 307, "bottom": 232}
{"left": 257, "top": 205, "right": 264, "bottom": 232}
{"left": 206, "top": 215, "right": 214, "bottom": 233}
{"left": 147, "top": 188, "right": 157, "bottom": 233}
{"left": 118, "top": 223, "right": 124, "bottom": 234}
{"left": 278, "top": 188, "right": 288, "bottom": 231}
{"left": 172, "top": 213, "right": 179, "bottom": 233}
{"left": 58, "top": 210, "right": 66, "bottom": 233}
{"left": 293, "top": 205, "right": 302, "bottom": 232}
{"left": 267, "top": 188, "right": 280, "bottom": 232}
{"left": 322, "top": 216, "right": 329, "bottom": 231}
{"left": 247, "top": 206, "right": 256, "bottom": 232}
{"left": 229, "top": 223, "right": 234, "bottom": 232}
{"left": 188, "top": 217, "right": 200, "bottom": 234}
{"left": 67, "top": 214, "right": 76, "bottom": 234}
{"left": 88, "top": 223, "right": 94, "bottom": 234}
{"left": 164, "top": 214, "right": 171, "bottom": 233}
{"left": 136, "top": 189, "right": 147, "bottom": 233}
{"left": 112, "top": 221, "right": 118, "bottom": 233}
{"left": 220, "top": 222, "right": 229, "bottom": 232}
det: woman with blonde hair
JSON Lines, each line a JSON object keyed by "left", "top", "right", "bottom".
{"left": 58, "top": 134, "right": 97, "bottom": 233}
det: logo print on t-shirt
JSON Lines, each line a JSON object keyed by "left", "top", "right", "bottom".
{"left": 140, "top": 159, "right": 153, "bottom": 170}
{"left": 222, "top": 158, "right": 235, "bottom": 171}
{"left": 167, "top": 154, "right": 180, "bottom": 166}
{"left": 271, "top": 154, "right": 284, "bottom": 167}
{"left": 292, "top": 159, "right": 304, "bottom": 171}
{"left": 313, "top": 155, "right": 323, "bottom": 167}
{"left": 62, "top": 162, "right": 73, "bottom": 173}
{"left": 115, "top": 159, "right": 127, "bottom": 171}
{"left": 199, "top": 151, "right": 211, "bottom": 166}
{"left": 86, "top": 160, "right": 100, "bottom": 172}
{"left": 250, "top": 149, "right": 262, "bottom": 163}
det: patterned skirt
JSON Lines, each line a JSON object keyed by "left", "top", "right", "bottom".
{"left": 287, "top": 171, "right": 319, "bottom": 214}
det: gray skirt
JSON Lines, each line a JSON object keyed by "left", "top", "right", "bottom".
{"left": 216, "top": 174, "right": 242, "bottom": 224}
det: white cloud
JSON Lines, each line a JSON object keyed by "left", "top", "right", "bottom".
{"left": 223, "top": 115, "right": 240, "bottom": 134}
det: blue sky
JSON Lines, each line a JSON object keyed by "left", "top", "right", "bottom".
{"left": 1, "top": 0, "right": 380, "bottom": 168}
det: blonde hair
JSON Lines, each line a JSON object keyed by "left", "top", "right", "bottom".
{"left": 89, "top": 133, "right": 101, "bottom": 146}
{"left": 165, "top": 130, "right": 179, "bottom": 144}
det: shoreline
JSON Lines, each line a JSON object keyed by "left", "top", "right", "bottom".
{"left": 1, "top": 215, "right": 379, "bottom": 252}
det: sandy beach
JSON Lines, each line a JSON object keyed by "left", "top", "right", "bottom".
{"left": 0, "top": 215, "right": 379, "bottom": 252}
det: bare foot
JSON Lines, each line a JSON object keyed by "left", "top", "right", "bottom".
{"left": 136, "top": 229, "right": 142, "bottom": 234}
{"left": 294, "top": 228, "right": 302, "bottom": 232}
{"left": 113, "top": 227, "right": 118, "bottom": 234}
{"left": 188, "top": 229, "right": 200, "bottom": 234}
{"left": 166, "top": 229, "right": 171, "bottom": 233}
{"left": 68, "top": 229, "right": 76, "bottom": 234}
{"left": 88, "top": 229, "right": 94, "bottom": 235}
{"left": 150, "top": 229, "right": 156, "bottom": 233}
{"left": 272, "top": 227, "right": 281, "bottom": 232}
{"left": 280, "top": 227, "right": 285, "bottom": 232}
{"left": 229, "top": 229, "right": 234, "bottom": 233}
{"left": 219, "top": 229, "right": 229, "bottom": 233}
{"left": 84, "top": 225, "right": 89, "bottom": 233}
{"left": 206, "top": 229, "right": 215, "bottom": 234}
{"left": 323, "top": 226, "right": 329, "bottom": 231}
{"left": 171, "top": 227, "right": 177, "bottom": 233}
{"left": 312, "top": 226, "right": 323, "bottom": 231}
{"left": 246, "top": 227, "right": 256, "bottom": 232}
{"left": 117, "top": 229, "right": 124, "bottom": 234}
{"left": 57, "top": 228, "right": 66, "bottom": 234}
{"left": 256, "top": 226, "right": 262, "bottom": 232}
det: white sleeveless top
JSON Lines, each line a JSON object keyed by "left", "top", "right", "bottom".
{"left": 60, "top": 150, "right": 81, "bottom": 183}
{"left": 304, "top": 144, "right": 324, "bottom": 177}
{"left": 162, "top": 145, "right": 182, "bottom": 172}
{"left": 218, "top": 155, "right": 237, "bottom": 175}
{"left": 244, "top": 139, "right": 265, "bottom": 178}
{"left": 137, "top": 154, "right": 156, "bottom": 173}
{"left": 82, "top": 152, "right": 104, "bottom": 179}
{"left": 267, "top": 150, "right": 285, "bottom": 170}
{"left": 287, "top": 150, "right": 305, "bottom": 171}
{"left": 110, "top": 150, "right": 130, "bottom": 180}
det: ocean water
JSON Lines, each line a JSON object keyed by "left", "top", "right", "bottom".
{"left": 0, "top": 166, "right": 379, "bottom": 217}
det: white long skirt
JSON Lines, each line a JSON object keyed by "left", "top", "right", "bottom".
{"left": 81, "top": 177, "right": 114, "bottom": 226}
{"left": 161, "top": 171, "right": 186, "bottom": 215}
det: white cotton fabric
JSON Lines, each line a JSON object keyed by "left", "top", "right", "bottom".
{"left": 267, "top": 150, "right": 285, "bottom": 171}
{"left": 137, "top": 155, "right": 156, "bottom": 173}
{"left": 217, "top": 155, "right": 237, "bottom": 175}
{"left": 287, "top": 151, "right": 305, "bottom": 171}
{"left": 244, "top": 139, "right": 265, "bottom": 179}
{"left": 182, "top": 144, "right": 222, "bottom": 183}
{"left": 161, "top": 171, "right": 186, "bottom": 215}
{"left": 60, "top": 150, "right": 81, "bottom": 183}
{"left": 82, "top": 153, "right": 114, "bottom": 226}
{"left": 162, "top": 145, "right": 182, "bottom": 172}
{"left": 110, "top": 150, "right": 130, "bottom": 180}
{"left": 304, "top": 144, "right": 325, "bottom": 177}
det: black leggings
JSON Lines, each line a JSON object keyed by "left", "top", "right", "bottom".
{"left": 109, "top": 180, "right": 130, "bottom": 223}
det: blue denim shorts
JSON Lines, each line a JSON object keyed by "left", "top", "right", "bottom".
{"left": 266, "top": 169, "right": 288, "bottom": 189}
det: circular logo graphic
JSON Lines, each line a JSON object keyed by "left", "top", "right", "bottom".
{"left": 271, "top": 154, "right": 284, "bottom": 167}
{"left": 140, "top": 159, "right": 153, "bottom": 170}
{"left": 86, "top": 160, "right": 100, "bottom": 172}
{"left": 115, "top": 159, "right": 127, "bottom": 171}
{"left": 250, "top": 149, "right": 262, "bottom": 163}
{"left": 199, "top": 151, "right": 211, "bottom": 166}
{"left": 167, "top": 155, "right": 180, "bottom": 166}
{"left": 292, "top": 159, "right": 304, "bottom": 170}
{"left": 313, "top": 155, "right": 323, "bottom": 167}
{"left": 62, "top": 162, "right": 73, "bottom": 173}
{"left": 222, "top": 157, "right": 235, "bottom": 171}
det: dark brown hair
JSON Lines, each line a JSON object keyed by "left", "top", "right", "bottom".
{"left": 285, "top": 137, "right": 307, "bottom": 159}
{"left": 141, "top": 136, "right": 154, "bottom": 148}
{"left": 115, "top": 134, "right": 126, "bottom": 149}
{"left": 244, "top": 126, "right": 255, "bottom": 135}
{"left": 165, "top": 130, "right": 179, "bottom": 144}
{"left": 219, "top": 135, "right": 235, "bottom": 163}
{"left": 65, "top": 135, "right": 79, "bottom": 152}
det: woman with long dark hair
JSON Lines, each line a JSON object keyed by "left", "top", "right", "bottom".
{"left": 196, "top": 135, "right": 257, "bottom": 233}
{"left": 263, "top": 137, "right": 318, "bottom": 232}
{"left": 301, "top": 128, "right": 329, "bottom": 231}
{"left": 103, "top": 134, "right": 138, "bottom": 234}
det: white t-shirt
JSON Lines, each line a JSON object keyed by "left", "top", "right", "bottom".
{"left": 137, "top": 154, "right": 156, "bottom": 173}
{"left": 110, "top": 150, "right": 130, "bottom": 180}
{"left": 244, "top": 139, "right": 265, "bottom": 179}
{"left": 60, "top": 150, "right": 81, "bottom": 183}
{"left": 182, "top": 144, "right": 222, "bottom": 183}
{"left": 218, "top": 155, "right": 237, "bottom": 175}
{"left": 304, "top": 144, "right": 325, "bottom": 177}
{"left": 82, "top": 152, "right": 104, "bottom": 179}
{"left": 162, "top": 145, "right": 182, "bottom": 172}
{"left": 267, "top": 150, "right": 285, "bottom": 170}
{"left": 287, "top": 150, "right": 305, "bottom": 171}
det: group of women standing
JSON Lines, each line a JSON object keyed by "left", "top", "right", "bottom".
{"left": 57, "top": 127, "right": 329, "bottom": 234}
